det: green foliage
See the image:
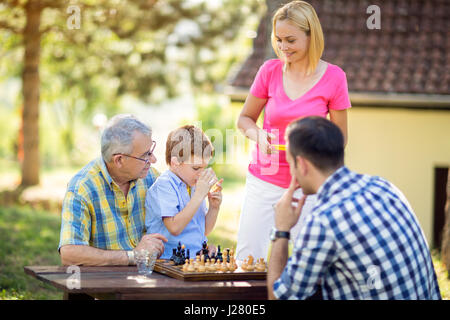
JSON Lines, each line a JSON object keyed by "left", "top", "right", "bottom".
{"left": 0, "top": 0, "right": 264, "bottom": 168}
{"left": 195, "top": 94, "right": 249, "bottom": 185}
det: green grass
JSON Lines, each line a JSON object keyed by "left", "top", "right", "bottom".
{"left": 431, "top": 250, "right": 450, "bottom": 300}
{"left": 0, "top": 206, "right": 63, "bottom": 300}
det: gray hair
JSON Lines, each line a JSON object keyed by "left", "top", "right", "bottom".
{"left": 101, "top": 114, "right": 152, "bottom": 162}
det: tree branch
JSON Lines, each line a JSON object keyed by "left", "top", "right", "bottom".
{"left": 0, "top": 20, "right": 22, "bottom": 34}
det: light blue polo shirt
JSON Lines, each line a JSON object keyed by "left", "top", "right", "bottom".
{"left": 145, "top": 169, "right": 208, "bottom": 259}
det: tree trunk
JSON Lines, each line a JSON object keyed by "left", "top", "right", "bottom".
{"left": 20, "top": 0, "right": 42, "bottom": 187}
{"left": 441, "top": 170, "right": 450, "bottom": 274}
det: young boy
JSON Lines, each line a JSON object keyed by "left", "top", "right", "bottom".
{"left": 145, "top": 125, "right": 223, "bottom": 259}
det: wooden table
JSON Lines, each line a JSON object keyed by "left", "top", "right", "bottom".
{"left": 24, "top": 266, "right": 268, "bottom": 300}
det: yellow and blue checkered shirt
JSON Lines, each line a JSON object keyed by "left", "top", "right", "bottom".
{"left": 58, "top": 157, "right": 159, "bottom": 251}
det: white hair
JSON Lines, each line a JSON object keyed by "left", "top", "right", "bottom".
{"left": 101, "top": 114, "right": 152, "bottom": 162}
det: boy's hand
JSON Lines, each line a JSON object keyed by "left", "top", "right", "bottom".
{"left": 194, "top": 168, "right": 217, "bottom": 199}
{"left": 208, "top": 178, "right": 223, "bottom": 210}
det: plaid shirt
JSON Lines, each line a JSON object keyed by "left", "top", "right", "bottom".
{"left": 274, "top": 166, "right": 441, "bottom": 300}
{"left": 58, "top": 158, "right": 159, "bottom": 251}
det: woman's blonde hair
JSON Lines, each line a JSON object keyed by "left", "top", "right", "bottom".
{"left": 271, "top": 1, "right": 324, "bottom": 75}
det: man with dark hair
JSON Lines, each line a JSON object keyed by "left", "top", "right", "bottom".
{"left": 267, "top": 116, "right": 441, "bottom": 300}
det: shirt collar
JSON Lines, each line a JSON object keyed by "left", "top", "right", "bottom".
{"left": 167, "top": 169, "right": 187, "bottom": 187}
{"left": 315, "top": 166, "right": 352, "bottom": 203}
{"left": 99, "top": 158, "right": 113, "bottom": 188}
{"left": 167, "top": 169, "right": 193, "bottom": 195}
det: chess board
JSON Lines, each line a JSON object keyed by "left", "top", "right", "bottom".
{"left": 154, "top": 259, "right": 267, "bottom": 281}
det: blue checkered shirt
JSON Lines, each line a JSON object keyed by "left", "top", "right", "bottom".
{"left": 273, "top": 166, "right": 441, "bottom": 300}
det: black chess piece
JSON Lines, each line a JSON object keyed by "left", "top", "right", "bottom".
{"left": 216, "top": 245, "right": 223, "bottom": 262}
{"left": 174, "top": 251, "right": 184, "bottom": 266}
{"left": 181, "top": 246, "right": 186, "bottom": 260}
{"left": 186, "top": 249, "right": 190, "bottom": 260}
{"left": 169, "top": 248, "right": 177, "bottom": 262}
{"left": 201, "top": 241, "right": 210, "bottom": 260}
{"left": 226, "top": 248, "right": 230, "bottom": 263}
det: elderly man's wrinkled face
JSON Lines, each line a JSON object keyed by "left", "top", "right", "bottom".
{"left": 121, "top": 131, "right": 156, "bottom": 180}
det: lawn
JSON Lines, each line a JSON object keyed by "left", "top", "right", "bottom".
{"left": 0, "top": 206, "right": 62, "bottom": 300}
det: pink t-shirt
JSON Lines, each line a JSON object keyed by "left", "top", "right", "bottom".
{"left": 248, "top": 59, "right": 351, "bottom": 188}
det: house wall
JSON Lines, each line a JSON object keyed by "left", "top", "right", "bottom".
{"left": 344, "top": 107, "right": 450, "bottom": 247}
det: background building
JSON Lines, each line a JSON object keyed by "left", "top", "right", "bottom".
{"left": 225, "top": 0, "right": 450, "bottom": 248}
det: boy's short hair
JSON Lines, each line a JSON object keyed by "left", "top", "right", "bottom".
{"left": 166, "top": 125, "right": 214, "bottom": 165}
{"left": 286, "top": 116, "right": 344, "bottom": 172}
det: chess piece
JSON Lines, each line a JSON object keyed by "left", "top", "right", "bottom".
{"left": 187, "top": 258, "right": 195, "bottom": 272}
{"left": 223, "top": 249, "right": 229, "bottom": 264}
{"left": 198, "top": 255, "right": 206, "bottom": 273}
{"left": 182, "top": 259, "right": 189, "bottom": 272}
{"left": 209, "top": 259, "right": 216, "bottom": 272}
{"left": 230, "top": 258, "right": 238, "bottom": 272}
{"left": 246, "top": 255, "right": 255, "bottom": 271}
{"left": 181, "top": 244, "right": 186, "bottom": 260}
{"left": 218, "top": 261, "right": 227, "bottom": 272}
{"left": 255, "top": 258, "right": 266, "bottom": 272}
{"left": 241, "top": 261, "right": 248, "bottom": 271}
{"left": 169, "top": 248, "right": 177, "bottom": 265}
{"left": 209, "top": 258, "right": 216, "bottom": 271}
{"left": 216, "top": 245, "right": 223, "bottom": 262}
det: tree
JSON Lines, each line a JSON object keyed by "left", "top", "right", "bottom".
{"left": 442, "top": 171, "right": 450, "bottom": 275}
{"left": 0, "top": 0, "right": 261, "bottom": 187}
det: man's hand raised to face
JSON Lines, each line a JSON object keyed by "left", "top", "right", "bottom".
{"left": 274, "top": 176, "right": 307, "bottom": 231}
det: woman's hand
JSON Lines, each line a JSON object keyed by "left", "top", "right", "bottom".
{"left": 258, "top": 130, "right": 277, "bottom": 154}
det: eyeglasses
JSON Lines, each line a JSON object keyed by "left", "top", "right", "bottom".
{"left": 113, "top": 140, "right": 156, "bottom": 165}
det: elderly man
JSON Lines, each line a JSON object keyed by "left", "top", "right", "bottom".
{"left": 59, "top": 114, "right": 167, "bottom": 266}
{"left": 268, "top": 116, "right": 441, "bottom": 300}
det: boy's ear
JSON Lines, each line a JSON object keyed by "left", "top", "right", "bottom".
{"left": 170, "top": 156, "right": 180, "bottom": 166}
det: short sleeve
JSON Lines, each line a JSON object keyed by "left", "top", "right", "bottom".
{"left": 328, "top": 69, "right": 351, "bottom": 110}
{"left": 249, "top": 60, "right": 273, "bottom": 99}
{"left": 58, "top": 191, "right": 91, "bottom": 251}
{"left": 145, "top": 181, "right": 180, "bottom": 220}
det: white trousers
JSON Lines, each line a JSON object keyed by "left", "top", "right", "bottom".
{"left": 235, "top": 172, "right": 316, "bottom": 262}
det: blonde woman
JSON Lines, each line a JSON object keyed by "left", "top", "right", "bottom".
{"left": 236, "top": 1, "right": 351, "bottom": 262}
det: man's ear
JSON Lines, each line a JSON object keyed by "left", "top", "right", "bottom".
{"left": 296, "top": 155, "right": 308, "bottom": 176}
{"left": 112, "top": 154, "right": 123, "bottom": 168}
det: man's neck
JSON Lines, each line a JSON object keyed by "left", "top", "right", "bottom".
{"left": 105, "top": 162, "right": 131, "bottom": 195}
{"left": 311, "top": 168, "right": 336, "bottom": 194}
